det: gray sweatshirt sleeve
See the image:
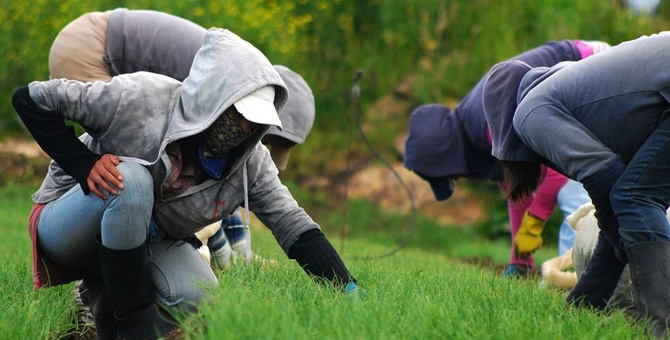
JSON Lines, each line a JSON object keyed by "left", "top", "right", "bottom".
{"left": 28, "top": 78, "right": 123, "bottom": 138}
{"left": 245, "top": 144, "right": 321, "bottom": 253}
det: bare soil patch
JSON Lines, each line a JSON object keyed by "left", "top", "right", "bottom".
{"left": 0, "top": 138, "right": 49, "bottom": 186}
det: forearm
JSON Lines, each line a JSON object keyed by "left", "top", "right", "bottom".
{"left": 12, "top": 86, "right": 99, "bottom": 193}
{"left": 527, "top": 168, "right": 568, "bottom": 220}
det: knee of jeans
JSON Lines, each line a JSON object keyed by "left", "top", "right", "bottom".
{"left": 115, "top": 162, "right": 153, "bottom": 200}
{"left": 156, "top": 275, "right": 217, "bottom": 312}
{"left": 150, "top": 259, "right": 218, "bottom": 310}
{"left": 610, "top": 180, "right": 661, "bottom": 213}
{"left": 609, "top": 179, "right": 631, "bottom": 213}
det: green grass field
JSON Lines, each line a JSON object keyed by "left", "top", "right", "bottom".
{"left": 0, "top": 184, "right": 654, "bottom": 339}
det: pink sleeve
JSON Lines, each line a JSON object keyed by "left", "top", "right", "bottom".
{"left": 526, "top": 167, "right": 568, "bottom": 220}
{"left": 573, "top": 40, "right": 593, "bottom": 59}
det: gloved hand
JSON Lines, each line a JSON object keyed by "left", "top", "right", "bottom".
{"left": 344, "top": 281, "right": 366, "bottom": 296}
{"left": 515, "top": 211, "right": 545, "bottom": 258}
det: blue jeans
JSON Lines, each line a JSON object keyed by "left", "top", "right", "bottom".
{"left": 223, "top": 207, "right": 246, "bottom": 245}
{"left": 557, "top": 179, "right": 591, "bottom": 255}
{"left": 611, "top": 116, "right": 670, "bottom": 247}
{"left": 37, "top": 162, "right": 216, "bottom": 307}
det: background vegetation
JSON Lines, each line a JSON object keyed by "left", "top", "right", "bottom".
{"left": 1, "top": 0, "right": 669, "bottom": 338}
{"left": 2, "top": 0, "right": 668, "bottom": 157}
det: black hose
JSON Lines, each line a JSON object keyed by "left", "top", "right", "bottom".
{"left": 348, "top": 69, "right": 418, "bottom": 260}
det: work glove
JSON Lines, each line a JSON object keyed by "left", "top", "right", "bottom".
{"left": 515, "top": 211, "right": 545, "bottom": 258}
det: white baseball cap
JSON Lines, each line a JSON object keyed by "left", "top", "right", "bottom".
{"left": 234, "top": 86, "right": 283, "bottom": 128}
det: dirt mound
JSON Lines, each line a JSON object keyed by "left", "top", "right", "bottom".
{"left": 0, "top": 139, "right": 49, "bottom": 186}
{"left": 347, "top": 163, "right": 487, "bottom": 226}
{"left": 0, "top": 138, "right": 47, "bottom": 158}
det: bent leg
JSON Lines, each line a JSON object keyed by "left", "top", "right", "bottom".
{"left": 37, "top": 161, "right": 153, "bottom": 270}
{"left": 611, "top": 117, "right": 670, "bottom": 336}
{"left": 149, "top": 236, "right": 218, "bottom": 312}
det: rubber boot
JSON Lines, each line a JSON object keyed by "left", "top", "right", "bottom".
{"left": 78, "top": 276, "right": 117, "bottom": 340}
{"left": 98, "top": 240, "right": 178, "bottom": 339}
{"left": 627, "top": 241, "right": 670, "bottom": 338}
{"left": 567, "top": 233, "right": 626, "bottom": 310}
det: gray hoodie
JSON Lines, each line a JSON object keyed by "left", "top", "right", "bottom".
{"left": 28, "top": 29, "right": 319, "bottom": 253}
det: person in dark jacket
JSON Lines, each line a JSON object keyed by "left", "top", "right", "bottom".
{"left": 404, "top": 40, "right": 608, "bottom": 277}
{"left": 483, "top": 32, "right": 670, "bottom": 337}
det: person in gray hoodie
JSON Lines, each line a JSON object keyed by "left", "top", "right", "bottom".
{"left": 48, "top": 8, "right": 316, "bottom": 267}
{"left": 483, "top": 32, "right": 670, "bottom": 337}
{"left": 14, "top": 28, "right": 358, "bottom": 339}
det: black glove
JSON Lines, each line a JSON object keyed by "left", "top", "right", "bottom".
{"left": 288, "top": 229, "right": 356, "bottom": 288}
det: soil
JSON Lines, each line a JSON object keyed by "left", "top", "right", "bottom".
{"left": 0, "top": 138, "right": 50, "bottom": 186}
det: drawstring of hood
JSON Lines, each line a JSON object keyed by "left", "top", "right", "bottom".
{"left": 242, "top": 163, "right": 252, "bottom": 264}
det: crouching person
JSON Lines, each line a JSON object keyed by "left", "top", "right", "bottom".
{"left": 15, "top": 28, "right": 358, "bottom": 339}
{"left": 483, "top": 33, "right": 670, "bottom": 337}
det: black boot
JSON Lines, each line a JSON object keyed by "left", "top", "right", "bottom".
{"left": 78, "top": 276, "right": 117, "bottom": 340}
{"left": 98, "top": 240, "right": 178, "bottom": 339}
{"left": 627, "top": 241, "right": 670, "bottom": 338}
{"left": 567, "top": 233, "right": 626, "bottom": 310}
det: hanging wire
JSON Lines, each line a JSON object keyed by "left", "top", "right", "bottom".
{"left": 338, "top": 72, "right": 357, "bottom": 255}
{"left": 347, "top": 69, "right": 418, "bottom": 260}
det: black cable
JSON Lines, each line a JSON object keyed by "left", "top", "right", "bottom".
{"left": 348, "top": 69, "right": 418, "bottom": 260}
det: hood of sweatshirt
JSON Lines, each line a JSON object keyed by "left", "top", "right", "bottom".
{"left": 167, "top": 28, "right": 288, "bottom": 163}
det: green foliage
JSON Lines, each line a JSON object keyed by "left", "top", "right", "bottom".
{"left": 2, "top": 0, "right": 667, "bottom": 137}
{"left": 0, "top": 183, "right": 77, "bottom": 339}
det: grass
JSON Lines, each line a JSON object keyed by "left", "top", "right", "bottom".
{"left": 0, "top": 183, "right": 655, "bottom": 339}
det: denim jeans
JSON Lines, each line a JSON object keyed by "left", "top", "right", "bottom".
{"left": 222, "top": 207, "right": 246, "bottom": 245}
{"left": 557, "top": 179, "right": 591, "bottom": 255}
{"left": 37, "top": 162, "right": 216, "bottom": 307}
{"left": 611, "top": 116, "right": 670, "bottom": 247}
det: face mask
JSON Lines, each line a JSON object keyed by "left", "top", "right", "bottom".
{"left": 201, "top": 108, "right": 253, "bottom": 157}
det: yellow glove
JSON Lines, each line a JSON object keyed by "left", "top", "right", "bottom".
{"left": 515, "top": 211, "right": 545, "bottom": 258}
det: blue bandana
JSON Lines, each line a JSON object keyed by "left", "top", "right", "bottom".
{"left": 198, "top": 145, "right": 229, "bottom": 179}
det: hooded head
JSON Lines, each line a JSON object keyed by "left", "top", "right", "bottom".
{"left": 177, "top": 28, "right": 288, "bottom": 143}
{"left": 200, "top": 86, "right": 282, "bottom": 158}
{"left": 482, "top": 60, "right": 540, "bottom": 162}
{"left": 264, "top": 65, "right": 316, "bottom": 170}
{"left": 403, "top": 104, "right": 470, "bottom": 201}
